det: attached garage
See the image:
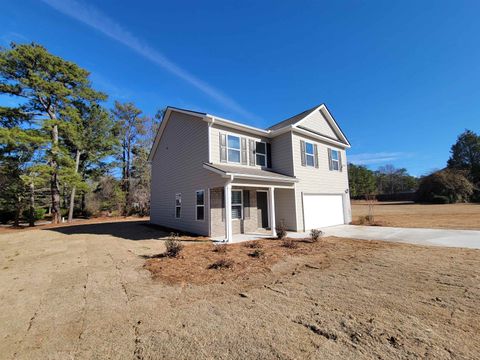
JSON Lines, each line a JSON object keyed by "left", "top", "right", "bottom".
{"left": 303, "top": 194, "right": 345, "bottom": 229}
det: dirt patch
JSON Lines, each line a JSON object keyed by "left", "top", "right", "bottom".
{"left": 352, "top": 201, "right": 480, "bottom": 230}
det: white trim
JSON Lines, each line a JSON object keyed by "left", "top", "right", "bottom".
{"left": 195, "top": 189, "right": 205, "bottom": 221}
{"left": 292, "top": 127, "right": 350, "bottom": 149}
{"left": 224, "top": 182, "right": 233, "bottom": 242}
{"left": 207, "top": 119, "right": 214, "bottom": 163}
{"left": 206, "top": 115, "right": 269, "bottom": 136}
{"left": 232, "top": 182, "right": 294, "bottom": 189}
{"left": 268, "top": 187, "right": 276, "bottom": 237}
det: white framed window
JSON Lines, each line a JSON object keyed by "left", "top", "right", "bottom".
{"left": 331, "top": 149, "right": 340, "bottom": 171}
{"left": 227, "top": 135, "right": 241, "bottom": 163}
{"left": 175, "top": 193, "right": 181, "bottom": 219}
{"left": 255, "top": 141, "right": 267, "bottom": 166}
{"left": 195, "top": 190, "right": 205, "bottom": 221}
{"left": 231, "top": 189, "right": 243, "bottom": 220}
{"left": 305, "top": 142, "right": 315, "bottom": 167}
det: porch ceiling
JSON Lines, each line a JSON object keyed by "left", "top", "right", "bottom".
{"left": 203, "top": 163, "right": 298, "bottom": 184}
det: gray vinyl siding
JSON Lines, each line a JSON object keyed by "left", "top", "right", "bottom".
{"left": 291, "top": 132, "right": 351, "bottom": 230}
{"left": 209, "top": 124, "right": 270, "bottom": 169}
{"left": 150, "top": 112, "right": 226, "bottom": 236}
{"left": 299, "top": 109, "right": 339, "bottom": 140}
{"left": 270, "top": 132, "right": 295, "bottom": 177}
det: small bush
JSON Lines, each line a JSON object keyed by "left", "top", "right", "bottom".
{"left": 310, "top": 229, "right": 323, "bottom": 242}
{"left": 357, "top": 215, "right": 375, "bottom": 225}
{"left": 431, "top": 195, "right": 450, "bottom": 204}
{"left": 212, "top": 244, "right": 228, "bottom": 253}
{"left": 243, "top": 241, "right": 262, "bottom": 249}
{"left": 249, "top": 249, "right": 265, "bottom": 258}
{"left": 276, "top": 223, "right": 288, "bottom": 240}
{"left": 282, "top": 238, "right": 298, "bottom": 249}
{"left": 164, "top": 233, "right": 183, "bottom": 258}
{"left": 208, "top": 258, "right": 234, "bottom": 270}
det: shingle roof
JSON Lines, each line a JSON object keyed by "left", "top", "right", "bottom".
{"left": 266, "top": 104, "right": 321, "bottom": 131}
{"left": 203, "top": 163, "right": 298, "bottom": 182}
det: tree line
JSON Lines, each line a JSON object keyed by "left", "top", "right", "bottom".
{"left": 348, "top": 129, "right": 480, "bottom": 203}
{"left": 0, "top": 43, "right": 161, "bottom": 226}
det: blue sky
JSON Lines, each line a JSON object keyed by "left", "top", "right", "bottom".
{"left": 1, "top": 1, "right": 480, "bottom": 176}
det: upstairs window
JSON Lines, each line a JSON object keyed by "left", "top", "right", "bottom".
{"left": 305, "top": 142, "right": 315, "bottom": 167}
{"left": 331, "top": 149, "right": 340, "bottom": 171}
{"left": 255, "top": 142, "right": 267, "bottom": 166}
{"left": 196, "top": 190, "right": 205, "bottom": 220}
{"left": 231, "top": 190, "right": 243, "bottom": 219}
{"left": 175, "top": 193, "right": 181, "bottom": 218}
{"left": 227, "top": 135, "right": 241, "bottom": 163}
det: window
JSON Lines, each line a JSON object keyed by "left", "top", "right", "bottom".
{"left": 227, "top": 135, "right": 241, "bottom": 163}
{"left": 255, "top": 142, "right": 267, "bottom": 166}
{"left": 196, "top": 190, "right": 205, "bottom": 221}
{"left": 331, "top": 149, "right": 340, "bottom": 171}
{"left": 305, "top": 142, "right": 315, "bottom": 167}
{"left": 231, "top": 190, "right": 243, "bottom": 219}
{"left": 175, "top": 193, "right": 181, "bottom": 218}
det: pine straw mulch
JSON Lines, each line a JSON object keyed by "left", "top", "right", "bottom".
{"left": 143, "top": 236, "right": 384, "bottom": 285}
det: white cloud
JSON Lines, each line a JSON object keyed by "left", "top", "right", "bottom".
{"left": 348, "top": 152, "right": 408, "bottom": 165}
{"left": 41, "top": 0, "right": 256, "bottom": 120}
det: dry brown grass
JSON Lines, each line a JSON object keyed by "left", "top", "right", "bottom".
{"left": 352, "top": 201, "right": 480, "bottom": 230}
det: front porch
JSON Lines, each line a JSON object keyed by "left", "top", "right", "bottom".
{"left": 204, "top": 163, "right": 298, "bottom": 242}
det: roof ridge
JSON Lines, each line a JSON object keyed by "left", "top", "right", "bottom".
{"left": 267, "top": 103, "right": 322, "bottom": 131}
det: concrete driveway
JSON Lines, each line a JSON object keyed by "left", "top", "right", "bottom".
{"left": 317, "top": 225, "right": 480, "bottom": 249}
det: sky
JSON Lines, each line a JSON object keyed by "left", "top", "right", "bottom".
{"left": 1, "top": 0, "right": 480, "bottom": 176}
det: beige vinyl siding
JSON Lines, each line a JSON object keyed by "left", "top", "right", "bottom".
{"left": 299, "top": 109, "right": 339, "bottom": 140}
{"left": 150, "top": 112, "right": 226, "bottom": 236}
{"left": 270, "top": 132, "right": 295, "bottom": 177}
{"left": 209, "top": 124, "right": 270, "bottom": 168}
{"left": 274, "top": 188, "right": 297, "bottom": 230}
{"left": 291, "top": 132, "right": 351, "bottom": 230}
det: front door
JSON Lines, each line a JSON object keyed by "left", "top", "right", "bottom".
{"left": 256, "top": 191, "right": 269, "bottom": 228}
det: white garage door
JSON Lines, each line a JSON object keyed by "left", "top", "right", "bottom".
{"left": 303, "top": 194, "right": 344, "bottom": 229}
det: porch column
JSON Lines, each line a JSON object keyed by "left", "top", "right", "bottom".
{"left": 224, "top": 183, "right": 232, "bottom": 242}
{"left": 268, "top": 186, "right": 276, "bottom": 237}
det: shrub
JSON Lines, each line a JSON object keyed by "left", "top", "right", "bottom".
{"left": 310, "top": 229, "right": 323, "bottom": 242}
{"left": 416, "top": 169, "right": 474, "bottom": 203}
{"left": 249, "top": 249, "right": 265, "bottom": 258}
{"left": 22, "top": 208, "right": 46, "bottom": 222}
{"left": 208, "top": 258, "right": 234, "bottom": 270}
{"left": 282, "top": 238, "right": 298, "bottom": 249}
{"left": 164, "top": 233, "right": 183, "bottom": 258}
{"left": 212, "top": 244, "right": 228, "bottom": 253}
{"left": 243, "top": 241, "right": 262, "bottom": 249}
{"left": 357, "top": 215, "right": 375, "bottom": 225}
{"left": 276, "top": 222, "right": 288, "bottom": 240}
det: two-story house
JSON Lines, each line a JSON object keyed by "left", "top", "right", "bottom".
{"left": 148, "top": 104, "right": 351, "bottom": 242}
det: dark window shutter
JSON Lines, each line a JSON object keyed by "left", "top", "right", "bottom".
{"left": 339, "top": 151, "right": 343, "bottom": 172}
{"left": 266, "top": 143, "right": 272, "bottom": 168}
{"left": 300, "top": 140, "right": 306, "bottom": 166}
{"left": 241, "top": 137, "right": 247, "bottom": 165}
{"left": 314, "top": 144, "right": 319, "bottom": 168}
{"left": 248, "top": 139, "right": 255, "bottom": 166}
{"left": 243, "top": 190, "right": 250, "bottom": 219}
{"left": 220, "top": 133, "right": 227, "bottom": 163}
{"left": 327, "top": 148, "right": 333, "bottom": 170}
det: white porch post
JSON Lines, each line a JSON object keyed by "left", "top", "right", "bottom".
{"left": 269, "top": 186, "right": 276, "bottom": 238}
{"left": 224, "top": 183, "right": 232, "bottom": 242}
